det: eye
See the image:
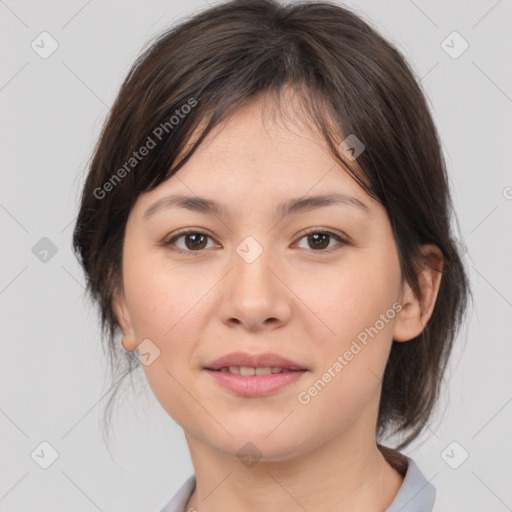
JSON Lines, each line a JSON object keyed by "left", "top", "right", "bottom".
{"left": 161, "top": 228, "right": 218, "bottom": 253}
{"left": 295, "top": 228, "right": 348, "bottom": 252}
{"left": 161, "top": 227, "right": 348, "bottom": 254}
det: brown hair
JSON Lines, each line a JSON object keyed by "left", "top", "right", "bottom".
{"left": 72, "top": 0, "right": 471, "bottom": 461}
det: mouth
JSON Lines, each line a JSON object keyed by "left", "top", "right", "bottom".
{"left": 204, "top": 351, "right": 308, "bottom": 372}
{"left": 202, "top": 351, "right": 309, "bottom": 396}
{"left": 203, "top": 366, "right": 308, "bottom": 397}
{"left": 206, "top": 366, "right": 306, "bottom": 375}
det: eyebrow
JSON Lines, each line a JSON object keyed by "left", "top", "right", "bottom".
{"left": 143, "top": 192, "right": 371, "bottom": 222}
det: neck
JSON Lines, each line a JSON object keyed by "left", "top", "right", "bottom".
{"left": 183, "top": 427, "right": 405, "bottom": 512}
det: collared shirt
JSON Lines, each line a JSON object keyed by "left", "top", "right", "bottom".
{"left": 157, "top": 455, "right": 436, "bottom": 512}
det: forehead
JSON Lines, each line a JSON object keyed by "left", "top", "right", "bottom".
{"left": 135, "top": 94, "right": 377, "bottom": 220}
{"left": 173, "top": 87, "right": 361, "bottom": 175}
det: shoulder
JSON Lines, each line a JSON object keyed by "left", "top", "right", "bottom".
{"left": 384, "top": 455, "right": 437, "bottom": 512}
{"left": 155, "top": 455, "right": 436, "bottom": 512}
{"left": 156, "top": 474, "right": 196, "bottom": 512}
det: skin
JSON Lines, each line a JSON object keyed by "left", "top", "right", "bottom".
{"left": 113, "top": 91, "right": 443, "bottom": 512}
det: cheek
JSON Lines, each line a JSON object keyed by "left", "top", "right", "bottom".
{"left": 294, "top": 276, "right": 397, "bottom": 436}
{"left": 304, "top": 256, "right": 400, "bottom": 342}
{"left": 299, "top": 254, "right": 400, "bottom": 400}
{"left": 122, "top": 251, "right": 212, "bottom": 382}
{"left": 123, "top": 251, "right": 203, "bottom": 339}
{"left": 123, "top": 260, "right": 209, "bottom": 420}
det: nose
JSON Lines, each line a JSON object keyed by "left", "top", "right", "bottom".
{"left": 217, "top": 241, "right": 292, "bottom": 332}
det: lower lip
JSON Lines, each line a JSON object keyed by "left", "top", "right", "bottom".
{"left": 204, "top": 369, "right": 307, "bottom": 397}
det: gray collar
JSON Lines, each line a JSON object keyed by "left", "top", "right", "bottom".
{"left": 158, "top": 455, "right": 436, "bottom": 512}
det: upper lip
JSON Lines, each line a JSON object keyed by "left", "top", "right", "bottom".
{"left": 204, "top": 351, "right": 307, "bottom": 371}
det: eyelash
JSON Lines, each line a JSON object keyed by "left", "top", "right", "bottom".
{"left": 160, "top": 227, "right": 349, "bottom": 255}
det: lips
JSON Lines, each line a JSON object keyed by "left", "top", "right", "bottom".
{"left": 204, "top": 351, "right": 307, "bottom": 371}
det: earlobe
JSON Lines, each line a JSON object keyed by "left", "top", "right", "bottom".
{"left": 112, "top": 288, "right": 138, "bottom": 352}
{"left": 392, "top": 244, "right": 444, "bottom": 343}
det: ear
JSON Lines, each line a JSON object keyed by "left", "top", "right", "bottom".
{"left": 393, "top": 244, "right": 444, "bottom": 342}
{"left": 112, "top": 287, "right": 138, "bottom": 352}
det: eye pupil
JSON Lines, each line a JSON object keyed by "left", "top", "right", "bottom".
{"left": 185, "top": 233, "right": 207, "bottom": 250}
{"left": 309, "top": 233, "right": 329, "bottom": 250}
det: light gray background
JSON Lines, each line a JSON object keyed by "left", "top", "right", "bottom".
{"left": 1, "top": 0, "right": 511, "bottom": 511}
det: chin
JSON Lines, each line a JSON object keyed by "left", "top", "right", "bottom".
{"left": 220, "top": 433, "right": 304, "bottom": 463}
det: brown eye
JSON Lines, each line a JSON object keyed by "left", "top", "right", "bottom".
{"left": 296, "top": 230, "right": 348, "bottom": 252}
{"left": 182, "top": 233, "right": 209, "bottom": 250}
{"left": 162, "top": 228, "right": 348, "bottom": 255}
{"left": 162, "top": 230, "right": 216, "bottom": 253}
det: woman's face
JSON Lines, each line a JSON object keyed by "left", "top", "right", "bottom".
{"left": 114, "top": 96, "right": 418, "bottom": 462}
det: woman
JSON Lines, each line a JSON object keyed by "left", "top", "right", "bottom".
{"left": 72, "top": 1, "right": 471, "bottom": 510}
